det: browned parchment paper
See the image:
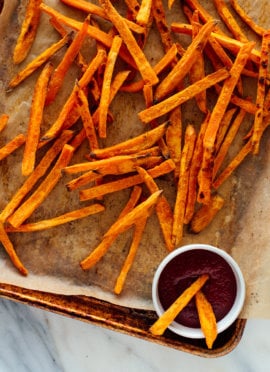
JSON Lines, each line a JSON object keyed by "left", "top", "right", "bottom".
{"left": 0, "top": 0, "right": 269, "bottom": 316}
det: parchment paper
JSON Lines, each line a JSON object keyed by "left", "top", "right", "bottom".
{"left": 0, "top": 0, "right": 269, "bottom": 317}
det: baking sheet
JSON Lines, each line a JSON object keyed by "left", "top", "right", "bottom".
{"left": 0, "top": 0, "right": 269, "bottom": 318}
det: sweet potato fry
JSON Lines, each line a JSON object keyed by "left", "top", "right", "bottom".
{"left": 184, "top": 113, "right": 210, "bottom": 224}
{"left": 136, "top": 0, "right": 152, "bottom": 26}
{"left": 89, "top": 121, "right": 169, "bottom": 159}
{"left": 213, "top": 108, "right": 247, "bottom": 178}
{"left": 80, "top": 189, "right": 161, "bottom": 270}
{"left": 8, "top": 144, "right": 74, "bottom": 228}
{"left": 13, "top": 0, "right": 42, "bottom": 64}
{"left": 195, "top": 290, "right": 217, "bottom": 349}
{"left": 190, "top": 194, "right": 225, "bottom": 233}
{"left": 136, "top": 166, "right": 174, "bottom": 251}
{"left": 8, "top": 33, "right": 70, "bottom": 89}
{"left": 0, "top": 114, "right": 9, "bottom": 133}
{"left": 42, "top": 49, "right": 107, "bottom": 141}
{"left": 172, "top": 125, "right": 196, "bottom": 247}
{"left": 79, "top": 159, "right": 175, "bottom": 201}
{"left": 251, "top": 31, "right": 270, "bottom": 154}
{"left": 149, "top": 274, "right": 209, "bottom": 336}
{"left": 139, "top": 68, "right": 230, "bottom": 124}
{"left": 0, "top": 222, "right": 28, "bottom": 276}
{"left": 166, "top": 107, "right": 182, "bottom": 179}
{"left": 152, "top": 0, "right": 174, "bottom": 53}
{"left": 213, "top": 140, "right": 252, "bottom": 189}
{"left": 45, "top": 16, "right": 90, "bottom": 105}
{"left": 77, "top": 88, "right": 99, "bottom": 151}
{"left": 99, "top": 0, "right": 158, "bottom": 85}
{"left": 154, "top": 20, "right": 216, "bottom": 101}
{"left": 99, "top": 35, "right": 122, "bottom": 138}
{"left": 22, "top": 62, "right": 54, "bottom": 176}
{"left": 189, "top": 10, "right": 207, "bottom": 113}
{"left": 114, "top": 216, "right": 147, "bottom": 294}
{"left": 0, "top": 134, "right": 26, "bottom": 161}
{"left": 215, "top": 108, "right": 237, "bottom": 153}
{"left": 0, "top": 131, "right": 73, "bottom": 223}
{"left": 7, "top": 204, "right": 105, "bottom": 232}
{"left": 213, "top": 0, "right": 248, "bottom": 43}
{"left": 230, "top": 0, "right": 266, "bottom": 37}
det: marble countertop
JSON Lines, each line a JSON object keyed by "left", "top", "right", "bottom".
{"left": 0, "top": 297, "right": 269, "bottom": 371}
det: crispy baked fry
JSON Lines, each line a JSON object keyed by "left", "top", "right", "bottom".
{"left": 136, "top": 0, "right": 152, "bottom": 26}
{"left": 230, "top": 0, "right": 266, "bottom": 37}
{"left": 213, "top": 0, "right": 248, "bottom": 43}
{"left": 8, "top": 144, "right": 74, "bottom": 228}
{"left": 7, "top": 204, "right": 105, "bottom": 232}
{"left": 152, "top": 0, "right": 174, "bottom": 52}
{"left": 89, "top": 121, "right": 169, "bottom": 159}
{"left": 190, "top": 194, "right": 225, "bottom": 233}
{"left": 45, "top": 16, "right": 90, "bottom": 105}
{"left": 80, "top": 190, "right": 161, "bottom": 270}
{"left": 136, "top": 166, "right": 174, "bottom": 251}
{"left": 184, "top": 113, "right": 210, "bottom": 224}
{"left": 213, "top": 140, "right": 252, "bottom": 189}
{"left": 213, "top": 108, "right": 247, "bottom": 178}
{"left": 13, "top": 0, "right": 42, "bottom": 64}
{"left": 139, "top": 68, "right": 229, "bottom": 124}
{"left": 149, "top": 274, "right": 209, "bottom": 336}
{"left": 215, "top": 108, "right": 237, "bottom": 153}
{"left": 0, "top": 222, "right": 28, "bottom": 276}
{"left": 0, "top": 134, "right": 26, "bottom": 161}
{"left": 99, "top": 0, "right": 158, "bottom": 85}
{"left": 114, "top": 216, "right": 147, "bottom": 294}
{"left": 189, "top": 10, "right": 207, "bottom": 113}
{"left": 154, "top": 20, "right": 216, "bottom": 101}
{"left": 22, "top": 62, "right": 54, "bottom": 176}
{"left": 79, "top": 159, "right": 175, "bottom": 201}
{"left": 77, "top": 88, "right": 99, "bottom": 151}
{"left": 195, "top": 290, "right": 218, "bottom": 349}
{"left": 0, "top": 131, "right": 73, "bottom": 223}
{"left": 166, "top": 107, "right": 182, "bottom": 179}
{"left": 172, "top": 125, "right": 196, "bottom": 247}
{"left": 99, "top": 35, "right": 122, "bottom": 138}
{"left": 0, "top": 114, "right": 9, "bottom": 133}
{"left": 9, "top": 33, "right": 70, "bottom": 89}
{"left": 251, "top": 31, "right": 270, "bottom": 154}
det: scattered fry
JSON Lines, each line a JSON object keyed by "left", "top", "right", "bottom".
{"left": 22, "top": 62, "right": 54, "bottom": 176}
{"left": 13, "top": 0, "right": 42, "bottom": 64}
{"left": 195, "top": 290, "right": 217, "bottom": 349}
{"left": 0, "top": 134, "right": 26, "bottom": 161}
{"left": 0, "top": 114, "right": 9, "bottom": 133}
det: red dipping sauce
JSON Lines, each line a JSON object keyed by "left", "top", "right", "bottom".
{"left": 158, "top": 249, "right": 237, "bottom": 328}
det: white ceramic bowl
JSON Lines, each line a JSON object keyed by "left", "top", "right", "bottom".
{"left": 152, "top": 244, "right": 245, "bottom": 339}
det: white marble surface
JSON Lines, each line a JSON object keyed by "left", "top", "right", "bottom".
{"left": 0, "top": 298, "right": 268, "bottom": 371}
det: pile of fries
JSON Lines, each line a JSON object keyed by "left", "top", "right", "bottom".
{"left": 0, "top": 0, "right": 269, "bottom": 346}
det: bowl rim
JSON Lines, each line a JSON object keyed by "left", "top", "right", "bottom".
{"left": 152, "top": 243, "right": 246, "bottom": 339}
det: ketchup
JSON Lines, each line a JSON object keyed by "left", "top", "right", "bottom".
{"left": 158, "top": 249, "right": 237, "bottom": 328}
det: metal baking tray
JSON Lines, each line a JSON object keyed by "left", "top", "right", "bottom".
{"left": 0, "top": 282, "right": 246, "bottom": 357}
